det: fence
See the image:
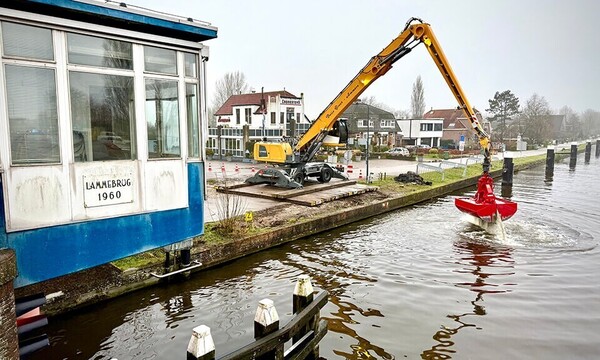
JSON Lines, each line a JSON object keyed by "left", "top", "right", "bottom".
{"left": 187, "top": 275, "right": 328, "bottom": 360}
{"left": 416, "top": 154, "right": 502, "bottom": 180}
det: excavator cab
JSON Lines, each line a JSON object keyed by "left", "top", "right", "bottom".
{"left": 323, "top": 119, "right": 348, "bottom": 147}
{"left": 253, "top": 142, "right": 293, "bottom": 163}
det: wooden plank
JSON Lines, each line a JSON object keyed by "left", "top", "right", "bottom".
{"left": 272, "top": 180, "right": 358, "bottom": 199}
{"left": 285, "top": 185, "right": 378, "bottom": 206}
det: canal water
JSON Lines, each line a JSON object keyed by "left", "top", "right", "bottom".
{"left": 34, "top": 153, "right": 600, "bottom": 359}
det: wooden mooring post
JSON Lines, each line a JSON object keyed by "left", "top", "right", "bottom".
{"left": 545, "top": 146, "right": 555, "bottom": 178}
{"left": 585, "top": 141, "right": 592, "bottom": 164}
{"left": 502, "top": 154, "right": 514, "bottom": 186}
{"left": 187, "top": 275, "right": 328, "bottom": 360}
{"left": 569, "top": 142, "right": 578, "bottom": 169}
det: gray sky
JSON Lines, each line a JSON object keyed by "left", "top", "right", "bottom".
{"left": 127, "top": 0, "right": 599, "bottom": 119}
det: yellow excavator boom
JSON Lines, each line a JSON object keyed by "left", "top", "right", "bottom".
{"left": 251, "top": 17, "right": 492, "bottom": 183}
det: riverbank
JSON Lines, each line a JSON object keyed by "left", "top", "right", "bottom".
{"left": 14, "top": 152, "right": 560, "bottom": 316}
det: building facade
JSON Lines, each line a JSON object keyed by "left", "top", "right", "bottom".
{"left": 423, "top": 108, "right": 489, "bottom": 149}
{"left": 210, "top": 90, "right": 310, "bottom": 158}
{"left": 395, "top": 118, "right": 444, "bottom": 148}
{"left": 341, "top": 103, "right": 403, "bottom": 149}
{"left": 0, "top": 0, "right": 216, "bottom": 287}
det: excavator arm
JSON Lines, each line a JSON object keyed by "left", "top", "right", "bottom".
{"left": 294, "top": 18, "right": 492, "bottom": 171}
{"left": 416, "top": 24, "right": 492, "bottom": 172}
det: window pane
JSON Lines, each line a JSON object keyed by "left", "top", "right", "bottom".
{"left": 184, "top": 52, "right": 197, "bottom": 77}
{"left": 67, "top": 33, "right": 132, "bottom": 69}
{"left": 144, "top": 46, "right": 177, "bottom": 74}
{"left": 6, "top": 65, "right": 59, "bottom": 164}
{"left": 146, "top": 79, "right": 180, "bottom": 158}
{"left": 70, "top": 72, "right": 136, "bottom": 161}
{"left": 186, "top": 83, "right": 199, "bottom": 158}
{"left": 2, "top": 22, "right": 53, "bottom": 60}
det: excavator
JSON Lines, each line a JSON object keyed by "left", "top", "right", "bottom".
{"left": 246, "top": 17, "right": 517, "bottom": 224}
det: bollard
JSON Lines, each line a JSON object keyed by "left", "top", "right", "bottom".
{"left": 0, "top": 249, "right": 19, "bottom": 360}
{"left": 585, "top": 141, "right": 591, "bottom": 164}
{"left": 293, "top": 275, "right": 317, "bottom": 358}
{"left": 596, "top": 139, "right": 600, "bottom": 158}
{"left": 569, "top": 142, "right": 578, "bottom": 169}
{"left": 187, "top": 325, "right": 215, "bottom": 360}
{"left": 208, "top": 163, "right": 212, "bottom": 172}
{"left": 502, "top": 155, "right": 514, "bottom": 186}
{"left": 358, "top": 169, "right": 363, "bottom": 180}
{"left": 180, "top": 249, "right": 191, "bottom": 267}
{"left": 254, "top": 299, "right": 282, "bottom": 359}
{"left": 545, "top": 146, "right": 555, "bottom": 178}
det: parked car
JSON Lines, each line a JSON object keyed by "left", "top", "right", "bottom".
{"left": 385, "top": 147, "right": 410, "bottom": 156}
{"left": 417, "top": 144, "right": 431, "bottom": 149}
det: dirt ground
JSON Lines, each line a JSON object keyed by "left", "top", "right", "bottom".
{"left": 204, "top": 176, "right": 394, "bottom": 230}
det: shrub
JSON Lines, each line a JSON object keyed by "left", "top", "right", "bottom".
{"left": 428, "top": 148, "right": 439, "bottom": 155}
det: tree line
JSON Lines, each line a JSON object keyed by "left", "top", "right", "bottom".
{"left": 209, "top": 71, "right": 600, "bottom": 145}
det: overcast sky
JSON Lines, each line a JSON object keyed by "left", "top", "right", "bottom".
{"left": 127, "top": 0, "right": 599, "bottom": 119}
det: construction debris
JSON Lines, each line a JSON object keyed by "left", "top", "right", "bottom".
{"left": 394, "top": 171, "right": 432, "bottom": 185}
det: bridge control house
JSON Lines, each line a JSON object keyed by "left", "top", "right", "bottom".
{"left": 0, "top": 0, "right": 216, "bottom": 287}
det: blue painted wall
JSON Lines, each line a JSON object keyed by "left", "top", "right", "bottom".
{"left": 0, "top": 163, "right": 205, "bottom": 288}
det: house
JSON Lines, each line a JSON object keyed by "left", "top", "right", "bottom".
{"left": 395, "top": 117, "right": 444, "bottom": 148}
{"left": 340, "top": 103, "right": 403, "bottom": 149}
{"left": 544, "top": 115, "right": 567, "bottom": 141}
{"left": 210, "top": 90, "right": 310, "bottom": 157}
{"left": 423, "top": 108, "right": 489, "bottom": 149}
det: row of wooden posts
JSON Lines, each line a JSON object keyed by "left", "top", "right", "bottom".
{"left": 502, "top": 140, "right": 599, "bottom": 186}
{"left": 187, "top": 275, "right": 328, "bottom": 360}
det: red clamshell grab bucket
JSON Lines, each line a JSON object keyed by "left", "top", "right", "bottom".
{"left": 454, "top": 174, "right": 517, "bottom": 222}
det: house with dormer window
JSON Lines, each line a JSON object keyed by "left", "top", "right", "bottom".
{"left": 423, "top": 108, "right": 490, "bottom": 149}
{"left": 209, "top": 90, "right": 311, "bottom": 158}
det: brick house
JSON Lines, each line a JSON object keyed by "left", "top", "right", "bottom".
{"left": 423, "top": 108, "right": 490, "bottom": 149}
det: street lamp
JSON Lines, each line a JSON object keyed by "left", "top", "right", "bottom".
{"left": 355, "top": 99, "right": 370, "bottom": 183}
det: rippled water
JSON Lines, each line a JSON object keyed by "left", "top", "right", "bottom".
{"left": 35, "top": 154, "right": 600, "bottom": 359}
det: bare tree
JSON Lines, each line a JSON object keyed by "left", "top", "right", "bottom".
{"left": 394, "top": 109, "right": 411, "bottom": 119}
{"left": 580, "top": 109, "right": 600, "bottom": 138}
{"left": 210, "top": 71, "right": 250, "bottom": 125}
{"left": 410, "top": 75, "right": 425, "bottom": 118}
{"left": 358, "top": 96, "right": 395, "bottom": 113}
{"left": 520, "top": 93, "right": 552, "bottom": 144}
{"left": 559, "top": 106, "right": 581, "bottom": 141}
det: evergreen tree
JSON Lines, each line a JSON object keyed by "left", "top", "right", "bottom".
{"left": 486, "top": 90, "right": 520, "bottom": 142}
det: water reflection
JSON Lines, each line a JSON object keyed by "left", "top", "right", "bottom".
{"left": 422, "top": 240, "right": 514, "bottom": 359}
{"left": 282, "top": 233, "right": 396, "bottom": 359}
